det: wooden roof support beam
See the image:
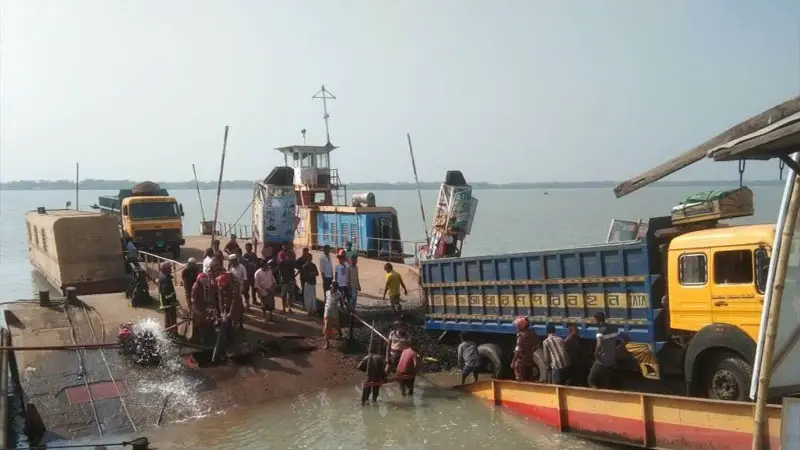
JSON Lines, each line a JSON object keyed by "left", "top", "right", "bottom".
{"left": 614, "top": 96, "right": 800, "bottom": 198}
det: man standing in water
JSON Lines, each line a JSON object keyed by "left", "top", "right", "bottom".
{"left": 157, "top": 262, "right": 179, "bottom": 335}
{"left": 386, "top": 321, "right": 411, "bottom": 373}
{"left": 395, "top": 343, "right": 420, "bottom": 397}
{"left": 510, "top": 316, "right": 536, "bottom": 381}
{"left": 382, "top": 263, "right": 408, "bottom": 318}
{"left": 457, "top": 332, "right": 481, "bottom": 384}
{"left": 358, "top": 343, "right": 387, "bottom": 405}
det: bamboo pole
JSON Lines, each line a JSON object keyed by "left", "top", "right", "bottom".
{"left": 210, "top": 126, "right": 230, "bottom": 246}
{"left": 406, "top": 133, "right": 430, "bottom": 243}
{"left": 192, "top": 164, "right": 207, "bottom": 222}
{"left": 752, "top": 173, "right": 800, "bottom": 449}
{"left": 0, "top": 329, "right": 9, "bottom": 448}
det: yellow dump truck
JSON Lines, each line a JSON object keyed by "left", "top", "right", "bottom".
{"left": 422, "top": 186, "right": 779, "bottom": 401}
{"left": 94, "top": 181, "right": 185, "bottom": 258}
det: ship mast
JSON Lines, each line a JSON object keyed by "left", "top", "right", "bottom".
{"left": 312, "top": 85, "right": 336, "bottom": 145}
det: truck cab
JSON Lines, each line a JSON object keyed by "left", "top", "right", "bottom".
{"left": 121, "top": 195, "right": 185, "bottom": 258}
{"left": 667, "top": 225, "right": 771, "bottom": 339}
{"left": 663, "top": 224, "right": 771, "bottom": 400}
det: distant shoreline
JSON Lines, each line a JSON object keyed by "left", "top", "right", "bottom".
{"left": 0, "top": 179, "right": 784, "bottom": 191}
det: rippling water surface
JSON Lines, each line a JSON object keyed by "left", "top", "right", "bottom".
{"left": 49, "top": 374, "right": 618, "bottom": 449}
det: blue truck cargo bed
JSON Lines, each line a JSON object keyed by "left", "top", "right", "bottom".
{"left": 421, "top": 235, "right": 666, "bottom": 347}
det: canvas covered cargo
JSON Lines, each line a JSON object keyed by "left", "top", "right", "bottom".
{"left": 670, "top": 186, "right": 754, "bottom": 225}
{"left": 25, "top": 209, "right": 128, "bottom": 295}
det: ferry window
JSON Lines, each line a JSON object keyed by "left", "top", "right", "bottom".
{"left": 33, "top": 226, "right": 40, "bottom": 247}
{"left": 714, "top": 250, "right": 753, "bottom": 285}
{"left": 27, "top": 223, "right": 32, "bottom": 244}
{"left": 301, "top": 153, "right": 313, "bottom": 168}
{"left": 316, "top": 153, "right": 329, "bottom": 169}
{"left": 679, "top": 253, "right": 707, "bottom": 285}
{"left": 41, "top": 229, "right": 48, "bottom": 253}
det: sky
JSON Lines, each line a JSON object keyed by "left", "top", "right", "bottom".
{"left": 0, "top": 0, "right": 798, "bottom": 184}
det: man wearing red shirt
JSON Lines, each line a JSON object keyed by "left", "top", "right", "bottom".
{"left": 395, "top": 345, "right": 420, "bottom": 396}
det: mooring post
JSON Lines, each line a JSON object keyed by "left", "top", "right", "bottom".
{"left": 38, "top": 290, "right": 50, "bottom": 307}
{"left": 65, "top": 286, "right": 78, "bottom": 305}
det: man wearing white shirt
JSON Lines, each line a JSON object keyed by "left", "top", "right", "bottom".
{"left": 228, "top": 254, "right": 248, "bottom": 309}
{"left": 319, "top": 245, "right": 334, "bottom": 294}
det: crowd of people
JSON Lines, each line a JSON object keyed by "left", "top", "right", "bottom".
{"left": 501, "top": 312, "right": 629, "bottom": 389}
{"left": 153, "top": 237, "right": 412, "bottom": 359}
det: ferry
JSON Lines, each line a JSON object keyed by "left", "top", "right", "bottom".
{"left": 251, "top": 86, "right": 408, "bottom": 262}
{"left": 25, "top": 208, "right": 128, "bottom": 295}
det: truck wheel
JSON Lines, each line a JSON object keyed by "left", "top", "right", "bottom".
{"left": 532, "top": 348, "right": 548, "bottom": 382}
{"left": 478, "top": 343, "right": 506, "bottom": 379}
{"left": 706, "top": 353, "right": 752, "bottom": 401}
{"left": 171, "top": 247, "right": 181, "bottom": 260}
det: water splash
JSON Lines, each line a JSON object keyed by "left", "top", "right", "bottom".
{"left": 124, "top": 317, "right": 212, "bottom": 421}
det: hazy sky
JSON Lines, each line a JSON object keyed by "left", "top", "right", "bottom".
{"left": 1, "top": 1, "right": 798, "bottom": 184}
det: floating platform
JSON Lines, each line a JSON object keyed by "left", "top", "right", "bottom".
{"left": 461, "top": 379, "right": 784, "bottom": 450}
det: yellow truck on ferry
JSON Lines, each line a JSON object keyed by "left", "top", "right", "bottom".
{"left": 93, "top": 181, "right": 185, "bottom": 259}
{"left": 422, "top": 186, "right": 778, "bottom": 401}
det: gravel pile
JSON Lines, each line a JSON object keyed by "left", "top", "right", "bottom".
{"left": 349, "top": 306, "right": 458, "bottom": 373}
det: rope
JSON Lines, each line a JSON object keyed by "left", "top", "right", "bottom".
{"left": 221, "top": 199, "right": 254, "bottom": 237}
{"left": 780, "top": 159, "right": 786, "bottom": 180}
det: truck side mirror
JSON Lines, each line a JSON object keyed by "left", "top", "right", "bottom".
{"left": 122, "top": 205, "right": 129, "bottom": 217}
{"left": 179, "top": 204, "right": 185, "bottom": 217}
{"left": 755, "top": 247, "right": 769, "bottom": 293}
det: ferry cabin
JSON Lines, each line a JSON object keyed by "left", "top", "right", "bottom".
{"left": 253, "top": 143, "right": 404, "bottom": 261}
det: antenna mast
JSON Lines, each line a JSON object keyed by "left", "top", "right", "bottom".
{"left": 312, "top": 85, "right": 336, "bottom": 145}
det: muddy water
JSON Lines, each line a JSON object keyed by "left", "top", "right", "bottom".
{"left": 48, "top": 374, "right": 617, "bottom": 450}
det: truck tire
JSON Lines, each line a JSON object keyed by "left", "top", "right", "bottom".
{"left": 171, "top": 247, "right": 181, "bottom": 260}
{"left": 705, "top": 353, "right": 752, "bottom": 401}
{"left": 532, "top": 348, "right": 548, "bottom": 382}
{"left": 478, "top": 343, "right": 506, "bottom": 379}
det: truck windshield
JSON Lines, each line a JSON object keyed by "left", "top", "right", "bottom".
{"left": 129, "top": 202, "right": 180, "bottom": 220}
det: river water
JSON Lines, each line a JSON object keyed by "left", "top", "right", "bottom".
{"left": 44, "top": 374, "right": 614, "bottom": 450}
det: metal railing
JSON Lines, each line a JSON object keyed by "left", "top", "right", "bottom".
{"left": 300, "top": 232, "right": 427, "bottom": 266}
{"left": 138, "top": 250, "right": 186, "bottom": 285}
{"left": 211, "top": 222, "right": 252, "bottom": 240}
